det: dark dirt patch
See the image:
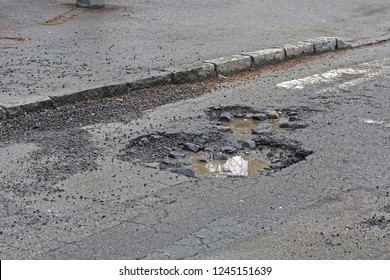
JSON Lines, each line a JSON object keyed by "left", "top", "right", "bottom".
{"left": 382, "top": 204, "right": 390, "bottom": 214}
{"left": 361, "top": 215, "right": 390, "bottom": 230}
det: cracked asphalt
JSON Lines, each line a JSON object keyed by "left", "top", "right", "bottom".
{"left": 1, "top": 42, "right": 390, "bottom": 259}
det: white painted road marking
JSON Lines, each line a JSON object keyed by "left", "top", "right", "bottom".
{"left": 276, "top": 59, "right": 390, "bottom": 90}
{"left": 360, "top": 118, "right": 390, "bottom": 128}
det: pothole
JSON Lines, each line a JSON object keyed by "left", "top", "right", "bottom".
{"left": 119, "top": 106, "right": 313, "bottom": 178}
{"left": 188, "top": 152, "right": 271, "bottom": 178}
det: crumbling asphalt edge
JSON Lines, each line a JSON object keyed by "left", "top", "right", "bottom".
{"left": 1, "top": 34, "right": 390, "bottom": 121}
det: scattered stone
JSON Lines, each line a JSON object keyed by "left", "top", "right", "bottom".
{"left": 151, "top": 134, "right": 163, "bottom": 140}
{"left": 219, "top": 126, "right": 232, "bottom": 132}
{"left": 245, "top": 113, "right": 254, "bottom": 119}
{"left": 139, "top": 137, "right": 149, "bottom": 144}
{"left": 267, "top": 151, "right": 275, "bottom": 157}
{"left": 193, "top": 138, "right": 206, "bottom": 146}
{"left": 219, "top": 112, "right": 233, "bottom": 122}
{"left": 168, "top": 168, "right": 195, "bottom": 177}
{"left": 183, "top": 143, "right": 201, "bottom": 153}
{"left": 265, "top": 110, "right": 279, "bottom": 119}
{"left": 161, "top": 159, "right": 172, "bottom": 165}
{"left": 270, "top": 163, "right": 283, "bottom": 170}
{"left": 213, "top": 153, "right": 228, "bottom": 160}
{"left": 140, "top": 162, "right": 160, "bottom": 169}
{"left": 169, "top": 151, "right": 186, "bottom": 159}
{"left": 252, "top": 123, "right": 273, "bottom": 134}
{"left": 204, "top": 147, "right": 215, "bottom": 153}
{"left": 279, "top": 118, "right": 291, "bottom": 128}
{"left": 289, "top": 116, "right": 301, "bottom": 121}
{"left": 242, "top": 140, "right": 256, "bottom": 150}
{"left": 252, "top": 113, "right": 267, "bottom": 121}
{"left": 197, "top": 157, "right": 209, "bottom": 163}
{"left": 293, "top": 123, "right": 308, "bottom": 129}
{"left": 221, "top": 146, "right": 237, "bottom": 153}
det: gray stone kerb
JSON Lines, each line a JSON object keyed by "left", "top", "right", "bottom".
{"left": 1, "top": 35, "right": 390, "bottom": 121}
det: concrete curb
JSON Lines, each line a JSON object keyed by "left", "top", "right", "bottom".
{"left": 1, "top": 35, "right": 390, "bottom": 121}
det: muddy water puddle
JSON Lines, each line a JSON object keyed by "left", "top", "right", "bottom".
{"left": 187, "top": 118, "right": 279, "bottom": 178}
{"left": 187, "top": 152, "right": 270, "bottom": 178}
{"left": 221, "top": 118, "right": 261, "bottom": 141}
{"left": 220, "top": 118, "right": 279, "bottom": 141}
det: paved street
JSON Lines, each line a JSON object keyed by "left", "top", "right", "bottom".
{"left": 1, "top": 39, "right": 390, "bottom": 259}
{"left": 1, "top": 0, "right": 390, "bottom": 105}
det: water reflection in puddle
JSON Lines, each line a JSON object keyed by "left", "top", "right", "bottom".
{"left": 188, "top": 152, "right": 270, "bottom": 178}
{"left": 221, "top": 117, "right": 279, "bottom": 141}
{"left": 221, "top": 118, "right": 261, "bottom": 141}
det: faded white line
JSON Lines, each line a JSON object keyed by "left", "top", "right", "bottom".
{"left": 277, "top": 59, "right": 390, "bottom": 90}
{"left": 360, "top": 118, "right": 390, "bottom": 128}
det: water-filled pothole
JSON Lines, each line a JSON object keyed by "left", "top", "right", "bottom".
{"left": 119, "top": 106, "right": 313, "bottom": 178}
{"left": 220, "top": 117, "right": 281, "bottom": 141}
{"left": 187, "top": 151, "right": 270, "bottom": 178}
{"left": 220, "top": 118, "right": 261, "bottom": 141}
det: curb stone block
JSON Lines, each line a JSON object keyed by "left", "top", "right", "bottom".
{"left": 334, "top": 34, "right": 390, "bottom": 50}
{"left": 128, "top": 72, "right": 173, "bottom": 91}
{"left": 50, "top": 83, "right": 129, "bottom": 106}
{"left": 204, "top": 55, "right": 252, "bottom": 76}
{"left": 336, "top": 39, "right": 353, "bottom": 49}
{"left": 0, "top": 96, "right": 53, "bottom": 118}
{"left": 284, "top": 41, "right": 314, "bottom": 59}
{"left": 170, "top": 63, "right": 216, "bottom": 84}
{"left": 305, "top": 37, "right": 337, "bottom": 53}
{"left": 242, "top": 48, "right": 285, "bottom": 68}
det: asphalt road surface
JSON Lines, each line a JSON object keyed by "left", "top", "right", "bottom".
{"left": 1, "top": 0, "right": 390, "bottom": 104}
{"left": 1, "top": 41, "right": 389, "bottom": 259}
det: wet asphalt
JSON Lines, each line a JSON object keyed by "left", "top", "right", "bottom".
{"left": 1, "top": 42, "right": 390, "bottom": 259}
{"left": 1, "top": 0, "right": 390, "bottom": 104}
